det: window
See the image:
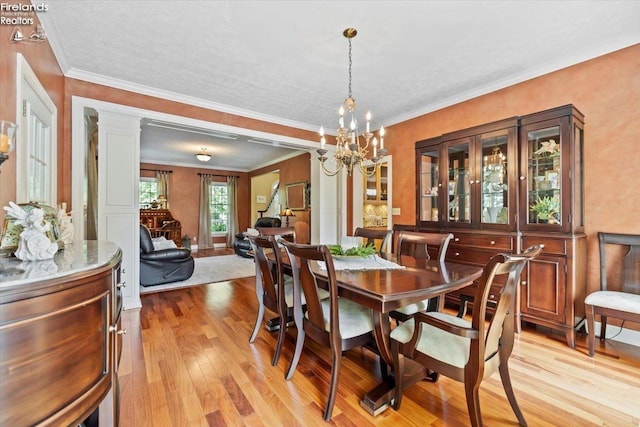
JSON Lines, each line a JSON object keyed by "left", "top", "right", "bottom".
{"left": 26, "top": 111, "right": 51, "bottom": 203}
{"left": 210, "top": 182, "right": 229, "bottom": 234}
{"left": 139, "top": 178, "right": 158, "bottom": 209}
{"left": 17, "top": 54, "right": 57, "bottom": 205}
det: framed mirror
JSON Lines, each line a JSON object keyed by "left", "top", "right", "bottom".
{"left": 285, "top": 181, "right": 307, "bottom": 211}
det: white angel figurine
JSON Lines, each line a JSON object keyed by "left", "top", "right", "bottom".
{"left": 3, "top": 202, "right": 58, "bottom": 261}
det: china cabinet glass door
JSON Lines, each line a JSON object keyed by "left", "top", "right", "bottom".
{"left": 446, "top": 140, "right": 471, "bottom": 225}
{"left": 525, "top": 125, "right": 562, "bottom": 226}
{"left": 418, "top": 147, "right": 440, "bottom": 222}
{"left": 379, "top": 163, "right": 388, "bottom": 202}
{"left": 364, "top": 165, "right": 377, "bottom": 202}
{"left": 480, "top": 134, "right": 510, "bottom": 226}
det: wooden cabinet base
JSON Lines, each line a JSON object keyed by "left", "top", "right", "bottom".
{"left": 0, "top": 244, "right": 122, "bottom": 427}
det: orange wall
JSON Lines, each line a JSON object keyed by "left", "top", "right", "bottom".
{"left": 384, "top": 43, "right": 640, "bottom": 295}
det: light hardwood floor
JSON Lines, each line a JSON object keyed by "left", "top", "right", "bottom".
{"left": 119, "top": 275, "right": 640, "bottom": 426}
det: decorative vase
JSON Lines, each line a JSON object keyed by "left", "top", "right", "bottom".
{"left": 487, "top": 207, "right": 501, "bottom": 223}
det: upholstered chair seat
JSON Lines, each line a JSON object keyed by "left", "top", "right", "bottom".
{"left": 391, "top": 313, "right": 475, "bottom": 369}
{"left": 316, "top": 298, "right": 375, "bottom": 338}
{"left": 585, "top": 291, "right": 640, "bottom": 313}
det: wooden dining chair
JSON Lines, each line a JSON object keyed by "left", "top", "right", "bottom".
{"left": 354, "top": 227, "right": 392, "bottom": 254}
{"left": 389, "top": 231, "right": 454, "bottom": 321}
{"left": 280, "top": 240, "right": 377, "bottom": 421}
{"left": 390, "top": 245, "right": 542, "bottom": 427}
{"left": 585, "top": 232, "right": 640, "bottom": 357}
{"left": 247, "top": 235, "right": 294, "bottom": 366}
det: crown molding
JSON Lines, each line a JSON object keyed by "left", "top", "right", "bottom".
{"left": 64, "top": 68, "right": 320, "bottom": 133}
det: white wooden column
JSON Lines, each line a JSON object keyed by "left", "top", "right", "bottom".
{"left": 96, "top": 111, "right": 141, "bottom": 309}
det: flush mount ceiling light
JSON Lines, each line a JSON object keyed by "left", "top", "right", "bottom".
{"left": 196, "top": 147, "right": 211, "bottom": 162}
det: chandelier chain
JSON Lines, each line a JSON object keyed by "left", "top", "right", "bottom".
{"left": 348, "top": 38, "right": 353, "bottom": 99}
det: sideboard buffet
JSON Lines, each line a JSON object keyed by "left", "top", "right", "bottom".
{"left": 0, "top": 241, "right": 124, "bottom": 426}
{"left": 413, "top": 105, "right": 586, "bottom": 347}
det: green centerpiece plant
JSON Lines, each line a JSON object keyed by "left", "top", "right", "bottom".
{"left": 328, "top": 243, "right": 377, "bottom": 257}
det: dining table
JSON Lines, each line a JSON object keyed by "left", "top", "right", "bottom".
{"left": 277, "top": 251, "right": 483, "bottom": 416}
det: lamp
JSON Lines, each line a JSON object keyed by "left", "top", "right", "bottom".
{"left": 317, "top": 28, "right": 387, "bottom": 177}
{"left": 0, "top": 121, "right": 18, "bottom": 167}
{"left": 196, "top": 147, "right": 211, "bottom": 162}
{"left": 157, "top": 195, "right": 167, "bottom": 209}
{"left": 280, "top": 207, "right": 295, "bottom": 227}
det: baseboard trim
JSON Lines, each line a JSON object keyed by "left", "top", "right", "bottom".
{"left": 589, "top": 321, "right": 640, "bottom": 347}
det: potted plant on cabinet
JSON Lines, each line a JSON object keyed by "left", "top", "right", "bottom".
{"left": 530, "top": 195, "right": 560, "bottom": 224}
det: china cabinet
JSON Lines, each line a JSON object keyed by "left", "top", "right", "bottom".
{"left": 412, "top": 105, "right": 586, "bottom": 347}
{"left": 363, "top": 161, "right": 389, "bottom": 228}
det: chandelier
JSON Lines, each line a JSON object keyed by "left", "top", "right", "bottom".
{"left": 316, "top": 28, "right": 387, "bottom": 176}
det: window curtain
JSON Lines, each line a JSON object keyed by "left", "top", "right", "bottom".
{"left": 156, "top": 170, "right": 170, "bottom": 208}
{"left": 226, "top": 176, "right": 238, "bottom": 247}
{"left": 198, "top": 175, "right": 212, "bottom": 249}
{"left": 86, "top": 120, "right": 99, "bottom": 240}
{"left": 156, "top": 171, "right": 171, "bottom": 209}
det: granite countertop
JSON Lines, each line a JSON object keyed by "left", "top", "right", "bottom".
{"left": 0, "top": 241, "right": 121, "bottom": 287}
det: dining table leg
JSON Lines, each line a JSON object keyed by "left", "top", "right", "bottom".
{"left": 360, "top": 310, "right": 428, "bottom": 416}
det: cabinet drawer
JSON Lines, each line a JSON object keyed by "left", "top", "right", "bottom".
{"left": 522, "top": 236, "right": 566, "bottom": 255}
{"left": 451, "top": 233, "right": 514, "bottom": 250}
{"left": 447, "top": 246, "right": 497, "bottom": 265}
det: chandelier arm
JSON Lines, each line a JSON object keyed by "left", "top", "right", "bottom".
{"left": 320, "top": 162, "right": 343, "bottom": 177}
{"left": 358, "top": 162, "right": 379, "bottom": 177}
{"left": 318, "top": 155, "right": 344, "bottom": 176}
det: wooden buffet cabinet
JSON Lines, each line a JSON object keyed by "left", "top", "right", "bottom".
{"left": 413, "top": 105, "right": 586, "bottom": 347}
{"left": 0, "top": 241, "right": 124, "bottom": 426}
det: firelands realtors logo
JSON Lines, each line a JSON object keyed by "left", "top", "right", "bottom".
{"left": 0, "top": 2, "right": 48, "bottom": 26}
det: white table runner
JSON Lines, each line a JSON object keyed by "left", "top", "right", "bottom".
{"left": 318, "top": 255, "right": 405, "bottom": 271}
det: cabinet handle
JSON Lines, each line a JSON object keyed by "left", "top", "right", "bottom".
{"left": 438, "top": 183, "right": 443, "bottom": 187}
{"left": 117, "top": 281, "right": 126, "bottom": 289}
{"left": 490, "top": 240, "right": 496, "bottom": 245}
{"left": 519, "top": 176, "right": 525, "bottom": 180}
{"left": 454, "top": 252, "right": 460, "bottom": 256}
{"left": 122, "top": 268, "right": 126, "bottom": 274}
{"left": 520, "top": 280, "right": 527, "bottom": 286}
{"left": 475, "top": 180, "right": 480, "bottom": 184}
{"left": 489, "top": 294, "right": 495, "bottom": 300}
{"left": 109, "top": 325, "right": 127, "bottom": 335}
{"left": 454, "top": 237, "right": 460, "bottom": 242}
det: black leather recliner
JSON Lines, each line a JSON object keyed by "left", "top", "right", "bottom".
{"left": 233, "top": 217, "right": 282, "bottom": 257}
{"left": 140, "top": 224, "right": 195, "bottom": 286}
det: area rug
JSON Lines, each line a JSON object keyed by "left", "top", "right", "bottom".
{"left": 140, "top": 254, "right": 256, "bottom": 294}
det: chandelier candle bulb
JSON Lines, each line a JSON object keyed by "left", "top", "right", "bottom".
{"left": 366, "top": 111, "right": 371, "bottom": 132}
{"left": 380, "top": 126, "right": 385, "bottom": 150}
{"left": 373, "top": 137, "right": 377, "bottom": 157}
{"left": 0, "top": 134, "right": 8, "bottom": 153}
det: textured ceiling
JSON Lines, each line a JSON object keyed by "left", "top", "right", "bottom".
{"left": 37, "top": 1, "right": 640, "bottom": 170}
